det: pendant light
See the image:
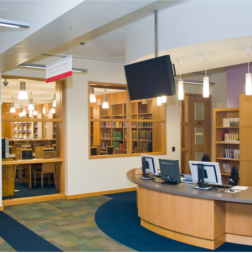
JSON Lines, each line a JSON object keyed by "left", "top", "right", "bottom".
{"left": 102, "top": 96, "right": 109, "bottom": 109}
{"left": 10, "top": 97, "right": 16, "bottom": 113}
{"left": 33, "top": 103, "right": 37, "bottom": 116}
{"left": 161, "top": 96, "right": 167, "bottom": 103}
{"left": 19, "top": 102, "right": 23, "bottom": 117}
{"left": 178, "top": 59, "right": 184, "bottom": 100}
{"left": 52, "top": 94, "right": 56, "bottom": 107}
{"left": 50, "top": 98, "right": 56, "bottom": 114}
{"left": 90, "top": 88, "right": 96, "bottom": 103}
{"left": 246, "top": 47, "right": 252, "bottom": 96}
{"left": 97, "top": 99, "right": 102, "bottom": 106}
{"left": 203, "top": 53, "right": 209, "bottom": 98}
{"left": 28, "top": 92, "right": 35, "bottom": 111}
{"left": 157, "top": 97, "right": 162, "bottom": 106}
{"left": 18, "top": 81, "right": 28, "bottom": 100}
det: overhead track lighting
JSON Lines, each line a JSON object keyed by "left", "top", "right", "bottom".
{"left": 90, "top": 88, "right": 96, "bottom": 103}
{"left": 178, "top": 59, "right": 184, "bottom": 101}
{"left": 0, "top": 18, "right": 30, "bottom": 28}
{"left": 246, "top": 47, "right": 252, "bottom": 96}
{"left": 18, "top": 81, "right": 28, "bottom": 100}
{"left": 19, "top": 63, "right": 87, "bottom": 73}
{"left": 203, "top": 53, "right": 209, "bottom": 98}
{"left": 10, "top": 97, "right": 16, "bottom": 113}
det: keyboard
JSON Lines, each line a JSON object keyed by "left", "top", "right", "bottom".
{"left": 207, "top": 184, "right": 231, "bottom": 189}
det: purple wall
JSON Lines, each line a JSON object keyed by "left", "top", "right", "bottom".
{"left": 226, "top": 63, "right": 249, "bottom": 108}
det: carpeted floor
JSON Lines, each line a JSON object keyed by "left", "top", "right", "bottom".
{"left": 95, "top": 191, "right": 252, "bottom": 252}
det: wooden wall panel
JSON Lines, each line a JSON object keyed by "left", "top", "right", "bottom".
{"left": 239, "top": 161, "right": 252, "bottom": 186}
{"left": 240, "top": 127, "right": 252, "bottom": 161}
{"left": 239, "top": 94, "right": 252, "bottom": 127}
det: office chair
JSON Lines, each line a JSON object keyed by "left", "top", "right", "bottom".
{"left": 113, "top": 148, "right": 123, "bottom": 154}
{"left": 92, "top": 145, "right": 101, "bottom": 155}
{"left": 228, "top": 166, "right": 239, "bottom": 186}
{"left": 134, "top": 147, "right": 145, "bottom": 153}
{"left": 34, "top": 162, "right": 56, "bottom": 188}
{"left": 91, "top": 147, "right": 97, "bottom": 155}
{"left": 106, "top": 146, "right": 115, "bottom": 155}
{"left": 201, "top": 154, "right": 210, "bottom": 162}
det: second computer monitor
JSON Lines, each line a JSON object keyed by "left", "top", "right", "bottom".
{"left": 159, "top": 159, "right": 181, "bottom": 183}
{"left": 189, "top": 161, "right": 222, "bottom": 186}
{"left": 141, "top": 154, "right": 159, "bottom": 176}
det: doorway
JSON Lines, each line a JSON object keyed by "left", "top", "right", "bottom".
{"left": 180, "top": 94, "right": 212, "bottom": 174}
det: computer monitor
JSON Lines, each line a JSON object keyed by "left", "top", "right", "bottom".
{"left": 22, "top": 149, "right": 33, "bottom": 160}
{"left": 159, "top": 159, "right": 181, "bottom": 184}
{"left": 141, "top": 154, "right": 159, "bottom": 176}
{"left": 189, "top": 161, "right": 222, "bottom": 189}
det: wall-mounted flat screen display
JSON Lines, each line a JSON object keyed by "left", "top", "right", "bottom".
{"left": 124, "top": 55, "right": 176, "bottom": 100}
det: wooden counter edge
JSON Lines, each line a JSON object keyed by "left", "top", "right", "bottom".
{"left": 2, "top": 158, "right": 64, "bottom": 165}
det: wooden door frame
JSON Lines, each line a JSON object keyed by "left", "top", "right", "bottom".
{"left": 180, "top": 93, "right": 212, "bottom": 174}
{"left": 1, "top": 75, "right": 66, "bottom": 206}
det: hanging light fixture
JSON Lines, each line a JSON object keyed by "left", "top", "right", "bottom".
{"left": 52, "top": 93, "right": 56, "bottom": 107}
{"left": 161, "top": 96, "right": 166, "bottom": 103}
{"left": 19, "top": 102, "right": 23, "bottom": 117}
{"left": 203, "top": 53, "right": 209, "bottom": 98}
{"left": 142, "top": 99, "right": 148, "bottom": 105}
{"left": 157, "top": 97, "right": 162, "bottom": 106}
{"left": 50, "top": 99, "right": 56, "bottom": 114}
{"left": 246, "top": 47, "right": 252, "bottom": 96}
{"left": 90, "top": 88, "right": 96, "bottom": 103}
{"left": 178, "top": 59, "right": 184, "bottom": 101}
{"left": 102, "top": 96, "right": 109, "bottom": 109}
{"left": 43, "top": 107, "right": 46, "bottom": 114}
{"left": 10, "top": 97, "right": 16, "bottom": 113}
{"left": 18, "top": 81, "right": 28, "bottom": 100}
{"left": 97, "top": 98, "right": 102, "bottom": 106}
{"left": 33, "top": 103, "right": 38, "bottom": 116}
{"left": 28, "top": 92, "right": 35, "bottom": 111}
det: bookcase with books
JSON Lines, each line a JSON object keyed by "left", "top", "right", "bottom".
{"left": 214, "top": 108, "right": 240, "bottom": 184}
{"left": 89, "top": 82, "right": 166, "bottom": 158}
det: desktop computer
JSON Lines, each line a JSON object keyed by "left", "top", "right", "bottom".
{"left": 140, "top": 154, "right": 159, "bottom": 180}
{"left": 159, "top": 159, "right": 181, "bottom": 184}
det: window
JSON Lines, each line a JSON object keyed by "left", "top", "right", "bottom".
{"left": 89, "top": 82, "right": 166, "bottom": 158}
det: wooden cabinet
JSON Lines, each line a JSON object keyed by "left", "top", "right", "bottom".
{"left": 2, "top": 159, "right": 15, "bottom": 198}
{"left": 214, "top": 108, "right": 240, "bottom": 184}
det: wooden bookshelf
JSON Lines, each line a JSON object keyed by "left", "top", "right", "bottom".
{"left": 89, "top": 82, "right": 166, "bottom": 158}
{"left": 214, "top": 108, "right": 239, "bottom": 184}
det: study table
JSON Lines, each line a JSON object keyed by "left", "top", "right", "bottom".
{"left": 127, "top": 169, "right": 252, "bottom": 250}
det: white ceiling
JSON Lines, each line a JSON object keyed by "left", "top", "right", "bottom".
{"left": 1, "top": 78, "right": 56, "bottom": 108}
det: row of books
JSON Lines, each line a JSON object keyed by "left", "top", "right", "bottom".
{"left": 112, "top": 131, "right": 123, "bottom": 140}
{"left": 101, "top": 132, "right": 111, "bottom": 139}
{"left": 100, "top": 142, "right": 109, "bottom": 149}
{"left": 112, "top": 141, "right": 124, "bottom": 149}
{"left": 100, "top": 122, "right": 127, "bottom": 128}
{"left": 131, "top": 122, "right": 152, "bottom": 128}
{"left": 138, "top": 131, "right": 152, "bottom": 141}
{"left": 138, "top": 142, "right": 152, "bottom": 152}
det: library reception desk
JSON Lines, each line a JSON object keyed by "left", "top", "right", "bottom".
{"left": 127, "top": 169, "right": 252, "bottom": 250}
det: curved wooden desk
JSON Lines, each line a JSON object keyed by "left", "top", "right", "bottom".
{"left": 127, "top": 169, "right": 252, "bottom": 250}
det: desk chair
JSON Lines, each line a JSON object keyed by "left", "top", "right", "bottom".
{"left": 201, "top": 154, "right": 210, "bottom": 162}
{"left": 134, "top": 147, "right": 145, "bottom": 153}
{"left": 91, "top": 147, "right": 97, "bottom": 156}
{"left": 35, "top": 147, "right": 44, "bottom": 159}
{"left": 106, "top": 146, "right": 115, "bottom": 155}
{"left": 18, "top": 149, "right": 33, "bottom": 188}
{"left": 44, "top": 148, "right": 54, "bottom": 152}
{"left": 34, "top": 163, "right": 56, "bottom": 188}
{"left": 21, "top": 145, "right": 31, "bottom": 149}
{"left": 113, "top": 148, "right": 123, "bottom": 154}
{"left": 92, "top": 145, "right": 101, "bottom": 155}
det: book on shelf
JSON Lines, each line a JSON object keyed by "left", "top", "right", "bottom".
{"left": 112, "top": 121, "right": 123, "bottom": 128}
{"left": 132, "top": 131, "right": 137, "bottom": 140}
{"left": 101, "top": 132, "right": 111, "bottom": 139}
{"left": 112, "top": 131, "right": 123, "bottom": 140}
{"left": 138, "top": 131, "right": 152, "bottom": 141}
{"left": 138, "top": 122, "right": 152, "bottom": 127}
{"left": 112, "top": 141, "right": 124, "bottom": 149}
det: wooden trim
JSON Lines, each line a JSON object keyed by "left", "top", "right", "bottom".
{"left": 2, "top": 75, "right": 46, "bottom": 82}
{"left": 226, "top": 233, "right": 252, "bottom": 246}
{"left": 0, "top": 206, "right": 3, "bottom": 211}
{"left": 89, "top": 81, "right": 126, "bottom": 88}
{"left": 141, "top": 219, "right": 225, "bottom": 250}
{"left": 89, "top": 152, "right": 167, "bottom": 159}
{"left": 214, "top": 108, "right": 239, "bottom": 112}
{"left": 90, "top": 119, "right": 165, "bottom": 123}
{"left": 2, "top": 118, "right": 63, "bottom": 122}
{"left": 2, "top": 158, "right": 63, "bottom": 165}
{"left": 65, "top": 187, "right": 137, "bottom": 200}
{"left": 2, "top": 193, "right": 65, "bottom": 206}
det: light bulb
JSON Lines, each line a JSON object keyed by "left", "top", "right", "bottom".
{"left": 50, "top": 108, "right": 55, "bottom": 114}
{"left": 102, "top": 96, "right": 109, "bottom": 109}
{"left": 33, "top": 110, "right": 37, "bottom": 116}
{"left": 246, "top": 73, "right": 252, "bottom": 96}
{"left": 161, "top": 96, "right": 166, "bottom": 103}
{"left": 10, "top": 107, "right": 16, "bottom": 113}
{"left": 90, "top": 94, "right": 96, "bottom": 103}
{"left": 18, "top": 82, "right": 28, "bottom": 100}
{"left": 178, "top": 80, "right": 184, "bottom": 100}
{"left": 203, "top": 76, "right": 209, "bottom": 98}
{"left": 157, "top": 97, "right": 162, "bottom": 106}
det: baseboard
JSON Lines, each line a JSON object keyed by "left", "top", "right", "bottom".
{"left": 65, "top": 187, "right": 137, "bottom": 200}
{"left": 3, "top": 193, "right": 65, "bottom": 206}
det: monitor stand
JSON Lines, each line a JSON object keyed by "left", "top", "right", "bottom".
{"left": 194, "top": 164, "right": 213, "bottom": 190}
{"left": 141, "top": 159, "right": 153, "bottom": 180}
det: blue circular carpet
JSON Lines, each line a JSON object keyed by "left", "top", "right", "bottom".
{"left": 95, "top": 191, "right": 252, "bottom": 252}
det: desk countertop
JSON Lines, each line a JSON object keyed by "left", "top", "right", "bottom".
{"left": 127, "top": 169, "right": 252, "bottom": 204}
{"left": 2, "top": 158, "right": 63, "bottom": 165}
